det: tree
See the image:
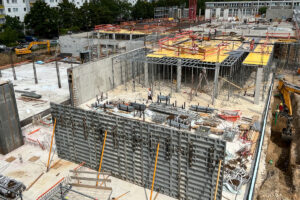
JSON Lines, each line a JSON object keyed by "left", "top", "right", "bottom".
{"left": 58, "top": 0, "right": 78, "bottom": 29}
{"left": 0, "top": 27, "right": 19, "bottom": 46}
{"left": 24, "top": 0, "right": 59, "bottom": 38}
{"left": 259, "top": 6, "right": 267, "bottom": 15}
{"left": 2, "top": 16, "right": 24, "bottom": 33}
{"left": 132, "top": 0, "right": 154, "bottom": 20}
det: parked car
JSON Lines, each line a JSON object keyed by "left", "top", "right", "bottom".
{"left": 0, "top": 44, "right": 7, "bottom": 52}
{"left": 25, "top": 36, "right": 38, "bottom": 42}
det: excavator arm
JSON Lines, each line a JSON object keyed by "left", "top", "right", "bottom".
{"left": 278, "top": 79, "right": 300, "bottom": 116}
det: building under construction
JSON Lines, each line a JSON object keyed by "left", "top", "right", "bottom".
{"left": 0, "top": 9, "right": 300, "bottom": 200}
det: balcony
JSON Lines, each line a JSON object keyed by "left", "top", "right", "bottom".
{"left": 0, "top": 14, "right": 5, "bottom": 19}
{"left": 0, "top": 5, "right": 4, "bottom": 9}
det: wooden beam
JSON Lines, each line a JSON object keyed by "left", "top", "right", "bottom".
{"left": 71, "top": 183, "right": 112, "bottom": 190}
{"left": 69, "top": 170, "right": 110, "bottom": 175}
{"left": 26, "top": 172, "right": 44, "bottom": 191}
{"left": 70, "top": 176, "right": 111, "bottom": 182}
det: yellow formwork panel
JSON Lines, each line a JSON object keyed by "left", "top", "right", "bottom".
{"left": 148, "top": 39, "right": 242, "bottom": 63}
{"left": 98, "top": 29, "right": 146, "bottom": 35}
{"left": 243, "top": 43, "right": 273, "bottom": 66}
{"left": 243, "top": 53, "right": 270, "bottom": 66}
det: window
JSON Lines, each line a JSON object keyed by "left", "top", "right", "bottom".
{"left": 13, "top": 8, "right": 18, "bottom": 12}
{"left": 6, "top": 0, "right": 9, "bottom": 3}
{"left": 23, "top": 0, "right": 24, "bottom": 3}
{"left": 24, "top": 7, "right": 26, "bottom": 11}
{"left": 8, "top": 8, "right": 11, "bottom": 12}
{"left": 12, "top": 0, "right": 17, "bottom": 3}
{"left": 50, "top": 0, "right": 54, "bottom": 2}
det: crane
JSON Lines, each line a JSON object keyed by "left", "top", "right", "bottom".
{"left": 15, "top": 40, "right": 50, "bottom": 55}
{"left": 189, "top": 0, "right": 197, "bottom": 21}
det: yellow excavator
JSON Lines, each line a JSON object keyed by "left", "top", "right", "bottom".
{"left": 278, "top": 79, "right": 300, "bottom": 140}
{"left": 15, "top": 40, "right": 50, "bottom": 55}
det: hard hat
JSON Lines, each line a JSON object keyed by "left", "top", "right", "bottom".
{"left": 280, "top": 103, "right": 283, "bottom": 105}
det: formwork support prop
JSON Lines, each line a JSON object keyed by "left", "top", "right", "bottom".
{"left": 214, "top": 160, "right": 222, "bottom": 200}
{"left": 96, "top": 130, "right": 107, "bottom": 186}
{"left": 212, "top": 63, "right": 220, "bottom": 105}
{"left": 150, "top": 143, "right": 160, "bottom": 200}
{"left": 176, "top": 59, "right": 182, "bottom": 92}
{"left": 46, "top": 118, "right": 57, "bottom": 172}
{"left": 254, "top": 67, "right": 263, "bottom": 104}
{"left": 144, "top": 62, "right": 149, "bottom": 87}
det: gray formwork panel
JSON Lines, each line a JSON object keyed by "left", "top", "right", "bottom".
{"left": 50, "top": 103, "right": 226, "bottom": 200}
{"left": 0, "top": 81, "right": 23, "bottom": 154}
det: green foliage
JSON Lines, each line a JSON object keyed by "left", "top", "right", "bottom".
{"left": 259, "top": 6, "right": 267, "bottom": 15}
{"left": 0, "top": 16, "right": 24, "bottom": 45}
{"left": 132, "top": 0, "right": 154, "bottom": 20}
{"left": 24, "top": 0, "right": 59, "bottom": 38}
{"left": 0, "top": 27, "right": 19, "bottom": 46}
{"left": 2, "top": 16, "right": 24, "bottom": 33}
{"left": 58, "top": 0, "right": 77, "bottom": 29}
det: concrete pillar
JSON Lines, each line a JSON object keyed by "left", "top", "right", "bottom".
{"left": 55, "top": 57, "right": 61, "bottom": 88}
{"left": 176, "top": 59, "right": 182, "bottom": 92}
{"left": 254, "top": 67, "right": 263, "bottom": 104}
{"left": 212, "top": 63, "right": 220, "bottom": 105}
{"left": 32, "top": 55, "right": 38, "bottom": 84}
{"left": 113, "top": 33, "right": 116, "bottom": 40}
{"left": 224, "top": 9, "right": 229, "bottom": 20}
{"left": 144, "top": 62, "right": 149, "bottom": 87}
{"left": 205, "top": 9, "right": 211, "bottom": 20}
{"left": 130, "top": 34, "right": 132, "bottom": 40}
{"left": 216, "top": 8, "right": 221, "bottom": 19}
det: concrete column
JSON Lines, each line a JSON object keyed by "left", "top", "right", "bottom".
{"left": 130, "top": 34, "right": 132, "bottom": 40}
{"left": 254, "top": 67, "right": 263, "bottom": 104}
{"left": 176, "top": 59, "right": 182, "bottom": 92}
{"left": 113, "top": 33, "right": 116, "bottom": 40}
{"left": 32, "top": 55, "right": 38, "bottom": 84}
{"left": 205, "top": 9, "right": 211, "bottom": 20}
{"left": 55, "top": 57, "right": 61, "bottom": 88}
{"left": 212, "top": 63, "right": 220, "bottom": 105}
{"left": 144, "top": 62, "right": 149, "bottom": 87}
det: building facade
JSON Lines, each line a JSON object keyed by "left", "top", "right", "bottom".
{"left": 0, "top": 0, "right": 89, "bottom": 24}
{"left": 205, "top": 0, "right": 300, "bottom": 20}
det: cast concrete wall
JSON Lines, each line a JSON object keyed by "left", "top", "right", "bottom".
{"left": 266, "top": 9, "right": 293, "bottom": 20}
{"left": 59, "top": 34, "right": 143, "bottom": 57}
{"left": 70, "top": 50, "right": 142, "bottom": 106}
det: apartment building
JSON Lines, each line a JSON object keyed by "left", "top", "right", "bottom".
{"left": 205, "top": 0, "right": 300, "bottom": 20}
{"left": 0, "top": 0, "right": 89, "bottom": 24}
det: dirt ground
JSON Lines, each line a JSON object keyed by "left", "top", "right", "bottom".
{"left": 257, "top": 73, "right": 300, "bottom": 200}
{"left": 0, "top": 48, "right": 56, "bottom": 68}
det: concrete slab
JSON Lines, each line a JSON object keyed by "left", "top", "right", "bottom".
{"left": 0, "top": 62, "right": 77, "bottom": 120}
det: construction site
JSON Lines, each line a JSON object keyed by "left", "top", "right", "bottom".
{"left": 0, "top": 2, "right": 300, "bottom": 200}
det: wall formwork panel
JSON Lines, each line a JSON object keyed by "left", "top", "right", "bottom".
{"left": 0, "top": 81, "right": 23, "bottom": 154}
{"left": 51, "top": 103, "right": 226, "bottom": 200}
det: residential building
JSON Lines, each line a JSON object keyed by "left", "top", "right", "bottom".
{"left": 205, "top": 0, "right": 300, "bottom": 20}
{"left": 0, "top": 0, "right": 89, "bottom": 24}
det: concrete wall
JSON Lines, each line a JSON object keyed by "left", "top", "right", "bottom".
{"left": 266, "top": 9, "right": 293, "bottom": 20}
{"left": 59, "top": 34, "right": 143, "bottom": 57}
{"left": 70, "top": 50, "right": 142, "bottom": 106}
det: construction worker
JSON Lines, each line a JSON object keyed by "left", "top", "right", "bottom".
{"left": 279, "top": 103, "right": 284, "bottom": 112}
{"left": 250, "top": 39, "right": 255, "bottom": 51}
{"left": 148, "top": 88, "right": 152, "bottom": 102}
